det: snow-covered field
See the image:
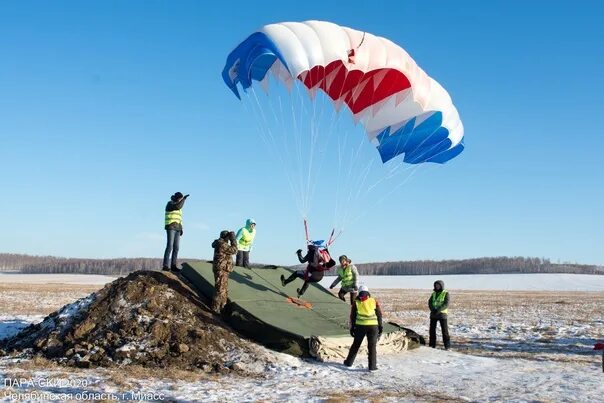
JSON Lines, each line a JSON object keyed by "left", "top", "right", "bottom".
{"left": 0, "top": 273, "right": 115, "bottom": 285}
{"left": 2, "top": 271, "right": 602, "bottom": 290}
{"left": 322, "top": 273, "right": 604, "bottom": 291}
{"left": 1, "top": 273, "right": 603, "bottom": 401}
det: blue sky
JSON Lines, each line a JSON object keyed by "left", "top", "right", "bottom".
{"left": 1, "top": 1, "right": 602, "bottom": 266}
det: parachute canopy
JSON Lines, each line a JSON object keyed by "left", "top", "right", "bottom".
{"left": 222, "top": 20, "right": 464, "bottom": 165}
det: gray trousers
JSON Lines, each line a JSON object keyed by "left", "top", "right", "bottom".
{"left": 163, "top": 229, "right": 181, "bottom": 268}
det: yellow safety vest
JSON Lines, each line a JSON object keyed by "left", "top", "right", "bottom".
{"left": 355, "top": 297, "right": 378, "bottom": 326}
{"left": 164, "top": 209, "right": 182, "bottom": 226}
{"left": 430, "top": 291, "right": 448, "bottom": 314}
{"left": 337, "top": 265, "right": 354, "bottom": 288}
{"left": 237, "top": 227, "right": 256, "bottom": 251}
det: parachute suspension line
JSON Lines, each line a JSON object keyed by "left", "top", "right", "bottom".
{"left": 332, "top": 61, "right": 387, "bottom": 231}
{"left": 341, "top": 158, "right": 375, "bottom": 227}
{"left": 348, "top": 164, "right": 424, "bottom": 228}
{"left": 272, "top": 86, "right": 305, "bottom": 215}
{"left": 274, "top": 82, "right": 306, "bottom": 215}
{"left": 290, "top": 81, "right": 306, "bottom": 216}
{"left": 336, "top": 134, "right": 372, "bottom": 230}
{"left": 295, "top": 81, "right": 313, "bottom": 214}
{"left": 327, "top": 228, "right": 343, "bottom": 247}
{"left": 327, "top": 68, "right": 355, "bottom": 235}
{"left": 329, "top": 66, "right": 367, "bottom": 232}
{"left": 247, "top": 86, "right": 304, "bottom": 216}
{"left": 305, "top": 84, "right": 340, "bottom": 219}
{"left": 304, "top": 217, "right": 310, "bottom": 243}
{"left": 304, "top": 83, "right": 319, "bottom": 214}
{"left": 357, "top": 32, "right": 366, "bottom": 49}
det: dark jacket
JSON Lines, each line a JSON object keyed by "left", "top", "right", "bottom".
{"left": 165, "top": 197, "right": 187, "bottom": 231}
{"left": 428, "top": 280, "right": 449, "bottom": 319}
{"left": 350, "top": 291, "right": 383, "bottom": 329}
{"left": 212, "top": 232, "right": 238, "bottom": 273}
{"left": 297, "top": 245, "right": 320, "bottom": 272}
{"left": 297, "top": 245, "right": 336, "bottom": 273}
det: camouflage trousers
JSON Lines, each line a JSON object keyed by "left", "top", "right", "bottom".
{"left": 212, "top": 270, "right": 230, "bottom": 314}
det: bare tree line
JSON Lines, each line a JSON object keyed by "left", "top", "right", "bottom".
{"left": 0, "top": 254, "right": 601, "bottom": 276}
{"left": 354, "top": 257, "right": 603, "bottom": 276}
{"left": 0, "top": 254, "right": 202, "bottom": 275}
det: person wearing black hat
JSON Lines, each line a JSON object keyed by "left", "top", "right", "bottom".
{"left": 163, "top": 192, "right": 189, "bottom": 272}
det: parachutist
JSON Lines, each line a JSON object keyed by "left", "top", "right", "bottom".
{"left": 281, "top": 241, "right": 335, "bottom": 297}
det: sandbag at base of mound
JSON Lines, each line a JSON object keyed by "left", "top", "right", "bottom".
{"left": 310, "top": 324, "right": 422, "bottom": 362}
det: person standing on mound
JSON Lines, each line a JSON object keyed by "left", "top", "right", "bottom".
{"left": 163, "top": 192, "right": 189, "bottom": 272}
{"left": 211, "top": 230, "right": 238, "bottom": 314}
{"left": 235, "top": 218, "right": 256, "bottom": 268}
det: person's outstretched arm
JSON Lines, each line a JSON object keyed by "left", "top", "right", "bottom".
{"left": 297, "top": 249, "right": 308, "bottom": 263}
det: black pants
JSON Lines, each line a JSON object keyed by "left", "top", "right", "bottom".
{"left": 236, "top": 250, "right": 250, "bottom": 268}
{"left": 344, "top": 325, "right": 378, "bottom": 370}
{"left": 429, "top": 316, "right": 450, "bottom": 349}
{"left": 283, "top": 270, "right": 324, "bottom": 296}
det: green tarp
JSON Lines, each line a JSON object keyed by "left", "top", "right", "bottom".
{"left": 182, "top": 261, "right": 421, "bottom": 359}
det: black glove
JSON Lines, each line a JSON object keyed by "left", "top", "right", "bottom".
{"left": 180, "top": 230, "right": 184, "bottom": 236}
{"left": 229, "top": 231, "right": 237, "bottom": 243}
{"left": 349, "top": 328, "right": 355, "bottom": 337}
{"left": 184, "top": 194, "right": 190, "bottom": 199}
{"left": 296, "top": 249, "right": 303, "bottom": 254}
{"left": 378, "top": 326, "right": 383, "bottom": 335}
{"left": 329, "top": 285, "right": 334, "bottom": 289}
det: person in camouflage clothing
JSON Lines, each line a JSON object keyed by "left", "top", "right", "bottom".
{"left": 211, "top": 230, "right": 238, "bottom": 314}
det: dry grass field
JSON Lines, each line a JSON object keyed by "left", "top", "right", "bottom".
{"left": 373, "top": 289, "right": 603, "bottom": 362}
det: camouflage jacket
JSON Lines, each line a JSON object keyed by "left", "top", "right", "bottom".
{"left": 211, "top": 238, "right": 238, "bottom": 272}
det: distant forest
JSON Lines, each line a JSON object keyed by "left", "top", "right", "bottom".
{"left": 0, "top": 254, "right": 201, "bottom": 275}
{"left": 353, "top": 257, "right": 603, "bottom": 276}
{"left": 0, "top": 253, "right": 602, "bottom": 276}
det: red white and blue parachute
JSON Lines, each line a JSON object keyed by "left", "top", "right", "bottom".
{"left": 222, "top": 20, "right": 464, "bottom": 165}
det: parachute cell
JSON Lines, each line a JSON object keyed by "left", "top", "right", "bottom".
{"left": 222, "top": 20, "right": 464, "bottom": 165}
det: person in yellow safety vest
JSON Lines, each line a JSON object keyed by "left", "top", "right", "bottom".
{"left": 235, "top": 218, "right": 256, "bottom": 268}
{"left": 344, "top": 285, "right": 383, "bottom": 371}
{"left": 428, "top": 280, "right": 451, "bottom": 350}
{"left": 329, "top": 255, "right": 359, "bottom": 304}
{"left": 163, "top": 192, "right": 189, "bottom": 272}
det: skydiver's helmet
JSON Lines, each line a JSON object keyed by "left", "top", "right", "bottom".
{"left": 359, "top": 285, "right": 369, "bottom": 293}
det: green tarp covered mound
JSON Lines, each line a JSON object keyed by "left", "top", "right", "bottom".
{"left": 182, "top": 262, "right": 422, "bottom": 360}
